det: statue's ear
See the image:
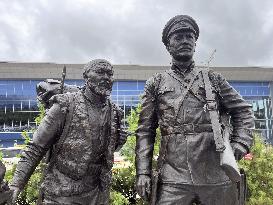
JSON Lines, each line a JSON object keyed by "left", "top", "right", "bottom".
{"left": 83, "top": 72, "right": 86, "bottom": 80}
{"left": 166, "top": 42, "right": 171, "bottom": 53}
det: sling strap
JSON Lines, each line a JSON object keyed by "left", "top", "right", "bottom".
{"left": 201, "top": 68, "right": 225, "bottom": 152}
{"left": 166, "top": 69, "right": 201, "bottom": 120}
{"left": 47, "top": 93, "right": 75, "bottom": 165}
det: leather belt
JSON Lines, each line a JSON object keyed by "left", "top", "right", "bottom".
{"left": 166, "top": 123, "right": 213, "bottom": 134}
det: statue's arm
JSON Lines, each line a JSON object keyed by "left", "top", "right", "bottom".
{"left": 10, "top": 103, "right": 65, "bottom": 191}
{"left": 215, "top": 72, "right": 255, "bottom": 152}
{"left": 135, "top": 76, "right": 159, "bottom": 176}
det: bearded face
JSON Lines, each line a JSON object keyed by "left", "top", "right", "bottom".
{"left": 84, "top": 66, "right": 114, "bottom": 97}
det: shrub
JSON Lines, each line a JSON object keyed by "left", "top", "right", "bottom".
{"left": 239, "top": 135, "right": 273, "bottom": 205}
{"left": 110, "top": 191, "right": 130, "bottom": 205}
{"left": 114, "top": 104, "right": 159, "bottom": 204}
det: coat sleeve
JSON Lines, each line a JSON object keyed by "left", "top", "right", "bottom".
{"left": 10, "top": 94, "right": 68, "bottom": 190}
{"left": 135, "top": 74, "right": 160, "bottom": 176}
{"left": 211, "top": 71, "right": 255, "bottom": 152}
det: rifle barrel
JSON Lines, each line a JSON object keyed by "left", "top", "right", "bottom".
{"left": 60, "top": 65, "right": 66, "bottom": 93}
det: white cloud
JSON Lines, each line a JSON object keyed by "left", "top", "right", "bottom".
{"left": 1, "top": 0, "right": 273, "bottom": 66}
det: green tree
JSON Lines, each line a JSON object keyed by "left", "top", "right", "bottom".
{"left": 120, "top": 104, "right": 160, "bottom": 165}
{"left": 112, "top": 104, "right": 160, "bottom": 204}
{"left": 239, "top": 135, "right": 273, "bottom": 205}
{"left": 112, "top": 104, "right": 143, "bottom": 204}
{"left": 0, "top": 150, "right": 3, "bottom": 161}
{"left": 110, "top": 191, "right": 130, "bottom": 205}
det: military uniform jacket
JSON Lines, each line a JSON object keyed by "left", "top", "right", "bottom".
{"left": 135, "top": 67, "right": 254, "bottom": 185}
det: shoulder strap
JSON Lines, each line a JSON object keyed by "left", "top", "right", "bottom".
{"left": 202, "top": 68, "right": 225, "bottom": 152}
{"left": 166, "top": 69, "right": 201, "bottom": 120}
{"left": 50, "top": 93, "right": 75, "bottom": 159}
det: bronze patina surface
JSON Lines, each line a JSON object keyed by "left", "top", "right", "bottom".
{"left": 135, "top": 15, "right": 254, "bottom": 205}
{"left": 10, "top": 59, "right": 127, "bottom": 205}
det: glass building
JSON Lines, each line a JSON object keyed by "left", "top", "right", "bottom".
{"left": 0, "top": 63, "right": 272, "bottom": 147}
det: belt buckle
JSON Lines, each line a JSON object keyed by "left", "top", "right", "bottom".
{"left": 184, "top": 123, "right": 195, "bottom": 134}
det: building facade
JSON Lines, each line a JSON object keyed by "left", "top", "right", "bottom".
{"left": 0, "top": 62, "right": 272, "bottom": 147}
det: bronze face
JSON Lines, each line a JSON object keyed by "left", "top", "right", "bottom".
{"left": 167, "top": 31, "right": 196, "bottom": 62}
{"left": 85, "top": 65, "right": 114, "bottom": 97}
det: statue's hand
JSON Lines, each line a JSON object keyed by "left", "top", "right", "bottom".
{"left": 9, "top": 186, "right": 21, "bottom": 204}
{"left": 135, "top": 174, "right": 151, "bottom": 201}
{"left": 231, "top": 142, "right": 247, "bottom": 160}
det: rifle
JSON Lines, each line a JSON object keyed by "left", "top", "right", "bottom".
{"left": 36, "top": 65, "right": 67, "bottom": 204}
{"left": 202, "top": 50, "right": 241, "bottom": 182}
{"left": 44, "top": 65, "right": 66, "bottom": 163}
{"left": 60, "top": 65, "right": 66, "bottom": 93}
{"left": 202, "top": 50, "right": 246, "bottom": 205}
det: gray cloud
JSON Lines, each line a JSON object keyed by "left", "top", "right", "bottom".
{"left": 1, "top": 0, "right": 273, "bottom": 66}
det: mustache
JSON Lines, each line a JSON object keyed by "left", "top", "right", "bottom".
{"left": 99, "top": 79, "right": 113, "bottom": 85}
{"left": 87, "top": 79, "right": 113, "bottom": 88}
{"left": 178, "top": 43, "right": 193, "bottom": 49}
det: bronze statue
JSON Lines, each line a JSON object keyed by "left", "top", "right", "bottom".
{"left": 0, "top": 161, "right": 12, "bottom": 205}
{"left": 9, "top": 59, "right": 127, "bottom": 204}
{"left": 135, "top": 15, "right": 254, "bottom": 205}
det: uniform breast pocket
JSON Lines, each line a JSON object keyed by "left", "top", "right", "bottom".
{"left": 158, "top": 86, "right": 175, "bottom": 97}
{"left": 157, "top": 87, "right": 176, "bottom": 111}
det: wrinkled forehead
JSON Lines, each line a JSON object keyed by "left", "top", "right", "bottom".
{"left": 83, "top": 60, "right": 113, "bottom": 76}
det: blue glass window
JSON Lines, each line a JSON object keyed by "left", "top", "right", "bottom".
{"left": 1, "top": 79, "right": 272, "bottom": 146}
{"left": 229, "top": 82, "right": 270, "bottom": 97}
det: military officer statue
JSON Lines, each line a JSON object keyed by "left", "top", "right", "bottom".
{"left": 10, "top": 59, "right": 127, "bottom": 205}
{"left": 135, "top": 15, "right": 254, "bottom": 205}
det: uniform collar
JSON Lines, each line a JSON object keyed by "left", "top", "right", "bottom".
{"left": 171, "top": 59, "right": 195, "bottom": 78}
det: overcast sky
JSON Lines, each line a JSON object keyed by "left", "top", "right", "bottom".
{"left": 1, "top": 0, "right": 273, "bottom": 66}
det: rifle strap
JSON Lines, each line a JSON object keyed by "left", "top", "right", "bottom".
{"left": 47, "top": 93, "right": 75, "bottom": 167}
{"left": 201, "top": 68, "right": 225, "bottom": 152}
